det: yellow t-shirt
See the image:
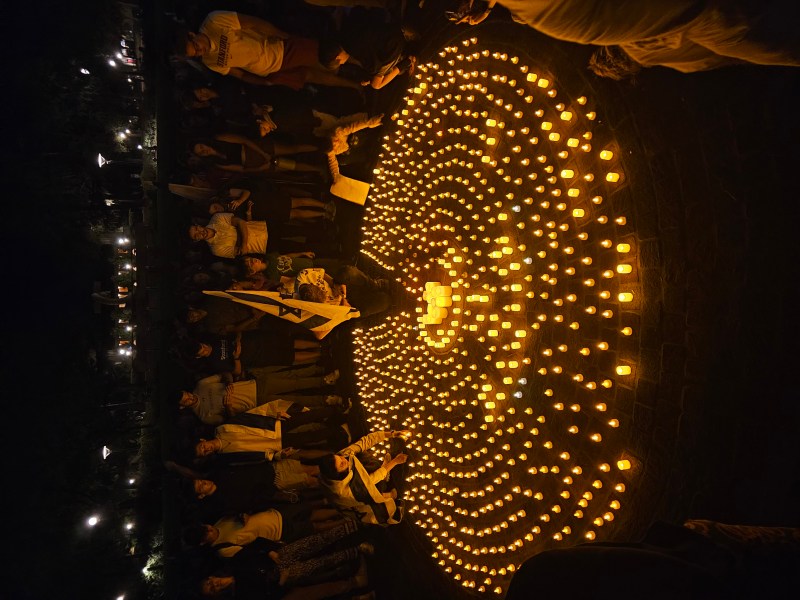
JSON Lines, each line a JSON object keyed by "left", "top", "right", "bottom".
{"left": 200, "top": 11, "right": 284, "bottom": 76}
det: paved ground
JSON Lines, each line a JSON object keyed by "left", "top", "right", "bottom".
{"left": 144, "top": 6, "right": 799, "bottom": 598}
{"left": 337, "top": 21, "right": 800, "bottom": 599}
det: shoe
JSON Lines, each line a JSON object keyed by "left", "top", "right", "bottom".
{"left": 340, "top": 423, "right": 352, "bottom": 444}
{"left": 324, "top": 201, "right": 337, "bottom": 220}
{"left": 351, "top": 556, "right": 369, "bottom": 588}
{"left": 325, "top": 394, "right": 343, "bottom": 406}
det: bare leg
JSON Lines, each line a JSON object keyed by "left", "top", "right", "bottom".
{"left": 312, "top": 518, "right": 346, "bottom": 532}
{"left": 294, "top": 350, "right": 321, "bottom": 364}
{"left": 305, "top": 68, "right": 363, "bottom": 92}
{"left": 291, "top": 198, "right": 326, "bottom": 209}
{"left": 273, "top": 141, "right": 321, "bottom": 155}
{"left": 295, "top": 339, "right": 321, "bottom": 351}
{"left": 310, "top": 508, "right": 341, "bottom": 522}
{"left": 290, "top": 208, "right": 325, "bottom": 220}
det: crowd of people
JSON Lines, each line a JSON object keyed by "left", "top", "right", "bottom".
{"left": 165, "top": 3, "right": 420, "bottom": 598}
{"left": 161, "top": 2, "right": 799, "bottom": 597}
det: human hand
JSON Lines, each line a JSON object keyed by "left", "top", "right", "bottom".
{"left": 258, "top": 120, "right": 275, "bottom": 137}
{"left": 392, "top": 429, "right": 412, "bottom": 440}
{"left": 392, "top": 453, "right": 409, "bottom": 467}
{"left": 369, "top": 114, "right": 384, "bottom": 128}
{"left": 277, "top": 411, "right": 291, "bottom": 420}
{"left": 258, "top": 112, "right": 277, "bottom": 136}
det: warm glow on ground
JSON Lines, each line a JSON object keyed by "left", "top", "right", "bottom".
{"left": 355, "top": 36, "right": 639, "bottom": 596}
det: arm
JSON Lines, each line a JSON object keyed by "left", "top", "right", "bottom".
{"left": 367, "top": 69, "right": 399, "bottom": 90}
{"left": 232, "top": 216, "right": 249, "bottom": 255}
{"left": 229, "top": 67, "right": 280, "bottom": 87}
{"left": 226, "top": 188, "right": 251, "bottom": 210}
{"left": 164, "top": 460, "right": 204, "bottom": 481}
{"left": 284, "top": 252, "right": 314, "bottom": 259}
{"left": 209, "top": 201, "right": 226, "bottom": 215}
{"left": 327, "top": 151, "right": 341, "bottom": 182}
{"left": 303, "top": 68, "right": 363, "bottom": 91}
{"left": 221, "top": 308, "right": 264, "bottom": 333}
{"left": 467, "top": 0, "right": 496, "bottom": 25}
{"left": 334, "top": 114, "right": 383, "bottom": 138}
{"left": 232, "top": 359, "right": 243, "bottom": 379}
{"left": 340, "top": 429, "right": 409, "bottom": 457}
{"left": 236, "top": 13, "right": 289, "bottom": 39}
{"left": 197, "top": 374, "right": 223, "bottom": 386}
{"left": 215, "top": 133, "right": 270, "bottom": 160}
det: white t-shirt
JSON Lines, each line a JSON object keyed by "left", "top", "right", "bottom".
{"left": 207, "top": 212, "right": 267, "bottom": 258}
{"left": 192, "top": 376, "right": 258, "bottom": 425}
{"left": 294, "top": 268, "right": 338, "bottom": 304}
{"left": 213, "top": 510, "right": 283, "bottom": 557}
{"left": 200, "top": 11, "right": 284, "bottom": 76}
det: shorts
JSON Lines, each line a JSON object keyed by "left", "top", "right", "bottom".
{"left": 277, "top": 504, "right": 315, "bottom": 542}
{"left": 274, "top": 458, "right": 315, "bottom": 491}
{"left": 266, "top": 37, "right": 320, "bottom": 91}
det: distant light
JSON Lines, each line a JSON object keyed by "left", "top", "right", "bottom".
{"left": 97, "top": 153, "right": 108, "bottom": 168}
{"left": 118, "top": 238, "right": 127, "bottom": 245}
{"left": 108, "top": 60, "right": 117, "bottom": 67}
{"left": 118, "top": 132, "right": 126, "bottom": 139}
{"left": 128, "top": 478, "right": 135, "bottom": 485}
{"left": 116, "top": 52, "right": 123, "bottom": 60}
{"left": 125, "top": 522, "right": 134, "bottom": 531}
{"left": 87, "top": 515, "right": 99, "bottom": 527}
{"left": 80, "top": 68, "right": 90, "bottom": 75}
{"left": 117, "top": 595, "right": 125, "bottom": 600}
{"left": 125, "top": 129, "right": 131, "bottom": 134}
{"left": 102, "top": 446, "right": 112, "bottom": 459}
{"left": 105, "top": 199, "right": 115, "bottom": 206}
{"left": 125, "top": 263, "right": 132, "bottom": 270}
{"left": 126, "top": 326, "right": 133, "bottom": 332}
{"left": 127, "top": 78, "right": 132, "bottom": 83}
{"left": 137, "top": 144, "right": 143, "bottom": 150}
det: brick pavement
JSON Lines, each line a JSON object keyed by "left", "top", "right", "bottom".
{"left": 151, "top": 10, "right": 799, "bottom": 598}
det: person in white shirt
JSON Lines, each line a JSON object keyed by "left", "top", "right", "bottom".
{"left": 178, "top": 11, "right": 362, "bottom": 91}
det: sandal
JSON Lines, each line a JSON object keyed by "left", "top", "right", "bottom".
{"left": 323, "top": 369, "right": 340, "bottom": 385}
